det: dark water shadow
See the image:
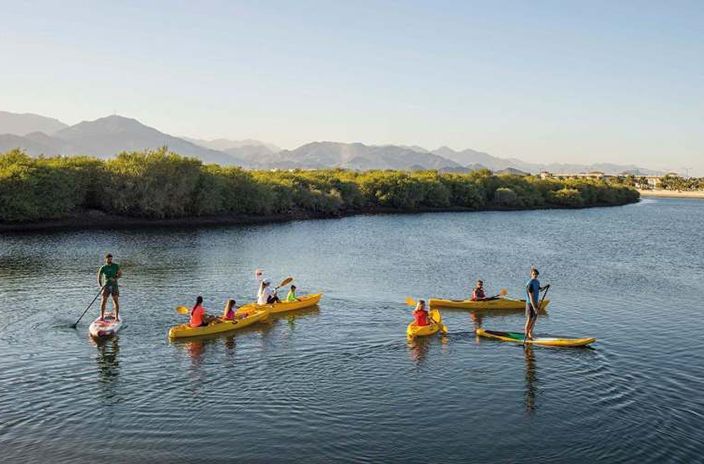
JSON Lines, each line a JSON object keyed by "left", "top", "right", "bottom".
{"left": 91, "top": 335, "right": 121, "bottom": 404}
{"left": 524, "top": 345, "right": 537, "bottom": 413}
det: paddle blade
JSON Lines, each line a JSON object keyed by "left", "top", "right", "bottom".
{"left": 405, "top": 297, "right": 416, "bottom": 307}
{"left": 176, "top": 306, "right": 190, "bottom": 315}
{"left": 429, "top": 309, "right": 442, "bottom": 324}
{"left": 277, "top": 276, "right": 293, "bottom": 288}
{"left": 441, "top": 324, "right": 448, "bottom": 334}
{"left": 498, "top": 288, "right": 508, "bottom": 296}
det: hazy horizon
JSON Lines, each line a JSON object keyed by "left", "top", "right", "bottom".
{"left": 2, "top": 1, "right": 703, "bottom": 174}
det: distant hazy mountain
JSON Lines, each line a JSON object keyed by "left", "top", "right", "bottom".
{"left": 0, "top": 132, "right": 71, "bottom": 154}
{"left": 185, "top": 137, "right": 280, "bottom": 153}
{"left": 495, "top": 167, "right": 529, "bottom": 176}
{"left": 0, "top": 114, "right": 246, "bottom": 166}
{"left": 184, "top": 137, "right": 282, "bottom": 165}
{"left": 432, "top": 146, "right": 661, "bottom": 176}
{"left": 433, "top": 146, "right": 513, "bottom": 170}
{"left": 265, "top": 142, "right": 462, "bottom": 170}
{"left": 0, "top": 111, "right": 68, "bottom": 136}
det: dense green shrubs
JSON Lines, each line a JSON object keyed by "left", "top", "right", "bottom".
{"left": 0, "top": 148, "right": 640, "bottom": 223}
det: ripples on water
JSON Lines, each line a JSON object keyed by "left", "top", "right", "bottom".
{"left": 1, "top": 198, "right": 704, "bottom": 462}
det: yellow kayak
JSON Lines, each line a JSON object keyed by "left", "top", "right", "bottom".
{"left": 168, "top": 307, "right": 269, "bottom": 339}
{"left": 407, "top": 309, "right": 446, "bottom": 338}
{"left": 429, "top": 297, "right": 550, "bottom": 310}
{"left": 236, "top": 293, "right": 323, "bottom": 316}
{"left": 475, "top": 328, "right": 596, "bottom": 347}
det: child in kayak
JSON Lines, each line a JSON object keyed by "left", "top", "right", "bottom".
{"left": 190, "top": 296, "right": 216, "bottom": 327}
{"left": 286, "top": 285, "right": 298, "bottom": 302}
{"left": 412, "top": 300, "right": 430, "bottom": 326}
{"left": 258, "top": 279, "right": 281, "bottom": 305}
{"left": 222, "top": 299, "right": 237, "bottom": 320}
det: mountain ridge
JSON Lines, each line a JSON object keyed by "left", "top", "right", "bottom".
{"left": 0, "top": 110, "right": 661, "bottom": 174}
{"left": 0, "top": 111, "right": 68, "bottom": 136}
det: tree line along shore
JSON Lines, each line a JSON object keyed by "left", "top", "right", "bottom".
{"left": 0, "top": 148, "right": 640, "bottom": 227}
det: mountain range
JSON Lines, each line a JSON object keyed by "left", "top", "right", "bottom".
{"left": 0, "top": 111, "right": 660, "bottom": 175}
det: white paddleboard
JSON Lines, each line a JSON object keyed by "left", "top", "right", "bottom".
{"left": 88, "top": 314, "right": 123, "bottom": 338}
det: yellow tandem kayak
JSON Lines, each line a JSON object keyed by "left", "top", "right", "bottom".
{"left": 235, "top": 293, "right": 323, "bottom": 316}
{"left": 428, "top": 297, "right": 550, "bottom": 311}
{"left": 475, "top": 328, "right": 595, "bottom": 347}
{"left": 168, "top": 307, "right": 270, "bottom": 339}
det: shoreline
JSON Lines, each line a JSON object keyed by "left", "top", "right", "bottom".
{"left": 0, "top": 202, "right": 637, "bottom": 233}
{"left": 637, "top": 189, "right": 704, "bottom": 199}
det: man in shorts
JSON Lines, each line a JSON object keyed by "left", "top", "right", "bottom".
{"left": 98, "top": 253, "right": 122, "bottom": 320}
{"left": 524, "top": 267, "right": 549, "bottom": 341}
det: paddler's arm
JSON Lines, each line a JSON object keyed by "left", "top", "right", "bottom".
{"left": 116, "top": 266, "right": 122, "bottom": 280}
{"left": 97, "top": 267, "right": 103, "bottom": 287}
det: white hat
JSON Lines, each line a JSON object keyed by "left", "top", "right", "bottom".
{"left": 263, "top": 278, "right": 271, "bottom": 284}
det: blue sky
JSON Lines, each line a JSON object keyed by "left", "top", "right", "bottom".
{"left": 2, "top": 0, "right": 702, "bottom": 173}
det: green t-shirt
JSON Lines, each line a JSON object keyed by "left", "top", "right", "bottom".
{"left": 99, "top": 263, "right": 120, "bottom": 286}
{"left": 286, "top": 290, "right": 297, "bottom": 302}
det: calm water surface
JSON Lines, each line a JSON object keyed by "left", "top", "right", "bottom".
{"left": 1, "top": 198, "right": 703, "bottom": 463}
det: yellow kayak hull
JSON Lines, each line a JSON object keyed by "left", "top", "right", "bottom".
{"left": 168, "top": 307, "right": 269, "bottom": 339}
{"left": 475, "top": 328, "right": 595, "bottom": 347}
{"left": 429, "top": 297, "right": 550, "bottom": 311}
{"left": 236, "top": 293, "right": 323, "bottom": 316}
{"left": 406, "top": 321, "right": 439, "bottom": 338}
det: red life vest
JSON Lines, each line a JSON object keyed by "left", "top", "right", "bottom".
{"left": 190, "top": 304, "right": 205, "bottom": 327}
{"left": 413, "top": 309, "right": 430, "bottom": 326}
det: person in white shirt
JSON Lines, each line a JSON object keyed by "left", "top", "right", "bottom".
{"left": 257, "top": 279, "right": 281, "bottom": 305}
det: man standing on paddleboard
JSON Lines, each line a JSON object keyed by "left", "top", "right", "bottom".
{"left": 98, "top": 253, "right": 122, "bottom": 321}
{"left": 524, "top": 267, "right": 548, "bottom": 341}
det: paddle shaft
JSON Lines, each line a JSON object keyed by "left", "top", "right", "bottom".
{"left": 538, "top": 285, "right": 550, "bottom": 310}
{"left": 71, "top": 285, "right": 105, "bottom": 328}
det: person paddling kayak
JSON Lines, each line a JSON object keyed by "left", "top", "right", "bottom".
{"left": 471, "top": 279, "right": 500, "bottom": 301}
{"left": 97, "top": 253, "right": 122, "bottom": 321}
{"left": 286, "top": 285, "right": 298, "bottom": 302}
{"left": 524, "top": 267, "right": 549, "bottom": 340}
{"left": 190, "top": 296, "right": 216, "bottom": 327}
{"left": 258, "top": 279, "right": 280, "bottom": 305}
{"left": 412, "top": 300, "right": 430, "bottom": 327}
{"left": 471, "top": 280, "right": 487, "bottom": 301}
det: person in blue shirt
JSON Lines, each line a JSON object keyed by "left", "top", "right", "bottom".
{"left": 524, "top": 267, "right": 549, "bottom": 341}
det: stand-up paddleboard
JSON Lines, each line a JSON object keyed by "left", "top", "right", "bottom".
{"left": 476, "top": 328, "right": 595, "bottom": 347}
{"left": 89, "top": 314, "right": 123, "bottom": 338}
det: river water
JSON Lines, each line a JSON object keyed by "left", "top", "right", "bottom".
{"left": 1, "top": 198, "right": 703, "bottom": 463}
